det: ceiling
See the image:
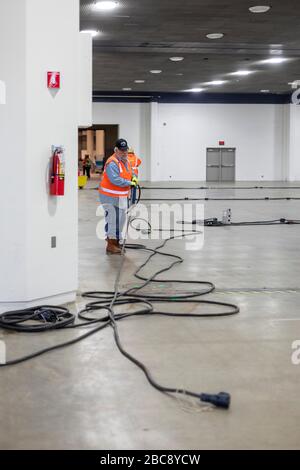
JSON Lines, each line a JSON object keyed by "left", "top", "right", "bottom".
{"left": 80, "top": 0, "right": 300, "bottom": 94}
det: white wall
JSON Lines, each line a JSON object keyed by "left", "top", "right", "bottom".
{"left": 288, "top": 105, "right": 300, "bottom": 181}
{"left": 78, "top": 33, "right": 92, "bottom": 127}
{"left": 93, "top": 101, "right": 291, "bottom": 182}
{"left": 0, "top": 0, "right": 82, "bottom": 309}
{"left": 0, "top": 0, "right": 27, "bottom": 302}
{"left": 93, "top": 102, "right": 151, "bottom": 180}
{"left": 154, "top": 103, "right": 285, "bottom": 181}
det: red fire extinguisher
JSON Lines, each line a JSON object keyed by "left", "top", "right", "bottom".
{"left": 50, "top": 146, "right": 65, "bottom": 196}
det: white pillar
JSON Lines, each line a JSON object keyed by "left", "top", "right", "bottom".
{"left": 149, "top": 101, "right": 160, "bottom": 181}
{"left": 0, "top": 0, "right": 88, "bottom": 311}
{"left": 287, "top": 104, "right": 300, "bottom": 181}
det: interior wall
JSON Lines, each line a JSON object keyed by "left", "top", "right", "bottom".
{"left": 288, "top": 104, "right": 300, "bottom": 181}
{"left": 93, "top": 102, "right": 151, "bottom": 180}
{"left": 93, "top": 101, "right": 300, "bottom": 182}
{"left": 0, "top": 0, "right": 83, "bottom": 309}
{"left": 25, "top": 0, "right": 80, "bottom": 301}
{"left": 154, "top": 103, "right": 285, "bottom": 182}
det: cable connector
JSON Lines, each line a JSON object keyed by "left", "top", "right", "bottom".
{"left": 200, "top": 392, "right": 231, "bottom": 409}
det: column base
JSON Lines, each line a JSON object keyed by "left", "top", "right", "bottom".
{"left": 0, "top": 291, "right": 77, "bottom": 314}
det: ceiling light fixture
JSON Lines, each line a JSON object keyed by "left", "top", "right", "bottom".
{"left": 206, "top": 33, "right": 224, "bottom": 39}
{"left": 134, "top": 80, "right": 145, "bottom": 83}
{"left": 169, "top": 57, "right": 184, "bottom": 62}
{"left": 80, "top": 30, "right": 99, "bottom": 37}
{"left": 260, "top": 89, "right": 270, "bottom": 93}
{"left": 249, "top": 6, "right": 271, "bottom": 13}
{"left": 262, "top": 57, "right": 288, "bottom": 64}
{"left": 94, "top": 1, "right": 119, "bottom": 10}
{"left": 150, "top": 70, "right": 162, "bottom": 74}
{"left": 186, "top": 88, "right": 204, "bottom": 93}
{"left": 270, "top": 49, "right": 283, "bottom": 55}
{"left": 206, "top": 80, "right": 227, "bottom": 85}
{"left": 123, "top": 88, "right": 132, "bottom": 91}
{"left": 231, "top": 70, "right": 254, "bottom": 76}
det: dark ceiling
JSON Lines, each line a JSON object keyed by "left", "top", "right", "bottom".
{"left": 80, "top": 0, "right": 300, "bottom": 93}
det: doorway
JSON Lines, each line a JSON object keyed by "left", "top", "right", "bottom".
{"left": 78, "top": 124, "right": 119, "bottom": 172}
{"left": 206, "top": 148, "right": 236, "bottom": 182}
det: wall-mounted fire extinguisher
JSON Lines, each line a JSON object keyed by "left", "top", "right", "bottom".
{"left": 50, "top": 146, "right": 65, "bottom": 196}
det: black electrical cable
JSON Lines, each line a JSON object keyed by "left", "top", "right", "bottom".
{"left": 0, "top": 306, "right": 75, "bottom": 332}
{"left": 0, "top": 193, "right": 239, "bottom": 409}
{"left": 179, "top": 217, "right": 300, "bottom": 227}
{"left": 140, "top": 185, "right": 300, "bottom": 190}
{"left": 140, "top": 196, "right": 300, "bottom": 201}
{"left": 81, "top": 213, "right": 238, "bottom": 409}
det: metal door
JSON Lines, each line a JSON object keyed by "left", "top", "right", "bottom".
{"left": 206, "top": 148, "right": 221, "bottom": 181}
{"left": 221, "top": 148, "right": 235, "bottom": 181}
{"left": 206, "top": 148, "right": 236, "bottom": 181}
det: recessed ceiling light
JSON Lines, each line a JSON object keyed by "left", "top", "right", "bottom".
{"left": 186, "top": 88, "right": 204, "bottom": 93}
{"left": 94, "top": 1, "right": 119, "bottom": 10}
{"left": 262, "top": 57, "right": 288, "bottom": 64}
{"left": 261, "top": 89, "right": 270, "bottom": 93}
{"left": 231, "top": 70, "right": 254, "bottom": 76}
{"left": 122, "top": 88, "right": 132, "bottom": 91}
{"left": 249, "top": 5, "right": 271, "bottom": 13}
{"left": 80, "top": 30, "right": 99, "bottom": 37}
{"left": 206, "top": 33, "right": 224, "bottom": 39}
{"left": 176, "top": 73, "right": 184, "bottom": 76}
{"left": 134, "top": 80, "right": 145, "bottom": 83}
{"left": 170, "top": 57, "right": 184, "bottom": 62}
{"left": 270, "top": 49, "right": 282, "bottom": 55}
{"left": 206, "top": 80, "right": 227, "bottom": 85}
{"left": 150, "top": 70, "right": 162, "bottom": 74}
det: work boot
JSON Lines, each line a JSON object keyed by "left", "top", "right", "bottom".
{"left": 106, "top": 238, "right": 122, "bottom": 255}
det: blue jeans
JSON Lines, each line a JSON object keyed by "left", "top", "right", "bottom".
{"left": 100, "top": 200, "right": 127, "bottom": 240}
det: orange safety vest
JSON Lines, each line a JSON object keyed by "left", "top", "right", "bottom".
{"left": 128, "top": 152, "right": 142, "bottom": 176}
{"left": 99, "top": 154, "right": 132, "bottom": 198}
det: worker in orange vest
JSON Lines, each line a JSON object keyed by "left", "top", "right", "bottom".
{"left": 127, "top": 148, "right": 142, "bottom": 204}
{"left": 127, "top": 148, "right": 142, "bottom": 177}
{"left": 99, "top": 138, "right": 138, "bottom": 254}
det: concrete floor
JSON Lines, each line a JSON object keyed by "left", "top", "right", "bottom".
{"left": 1, "top": 178, "right": 300, "bottom": 450}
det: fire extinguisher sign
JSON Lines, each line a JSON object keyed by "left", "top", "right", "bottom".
{"left": 47, "top": 71, "right": 60, "bottom": 89}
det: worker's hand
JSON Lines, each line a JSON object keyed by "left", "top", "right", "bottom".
{"left": 131, "top": 176, "right": 138, "bottom": 187}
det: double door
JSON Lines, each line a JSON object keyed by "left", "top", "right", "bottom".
{"left": 206, "top": 148, "right": 236, "bottom": 182}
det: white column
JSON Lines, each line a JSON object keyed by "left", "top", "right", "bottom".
{"left": 0, "top": 0, "right": 87, "bottom": 311}
{"left": 78, "top": 33, "right": 93, "bottom": 128}
{"left": 287, "top": 104, "right": 300, "bottom": 181}
{"left": 149, "top": 101, "right": 160, "bottom": 181}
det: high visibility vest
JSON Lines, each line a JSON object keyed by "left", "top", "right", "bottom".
{"left": 99, "top": 155, "right": 132, "bottom": 198}
{"left": 128, "top": 153, "right": 142, "bottom": 176}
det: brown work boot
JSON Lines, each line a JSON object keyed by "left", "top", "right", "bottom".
{"left": 106, "top": 238, "right": 122, "bottom": 254}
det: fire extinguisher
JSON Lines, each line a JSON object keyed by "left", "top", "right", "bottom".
{"left": 50, "top": 146, "right": 65, "bottom": 196}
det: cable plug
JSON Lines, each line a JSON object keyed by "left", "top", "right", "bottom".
{"left": 200, "top": 392, "right": 231, "bottom": 409}
{"left": 35, "top": 308, "right": 58, "bottom": 323}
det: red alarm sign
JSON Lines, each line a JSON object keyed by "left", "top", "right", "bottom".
{"left": 219, "top": 140, "right": 225, "bottom": 146}
{"left": 47, "top": 72, "right": 60, "bottom": 89}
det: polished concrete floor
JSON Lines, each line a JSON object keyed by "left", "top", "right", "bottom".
{"left": 1, "top": 178, "right": 300, "bottom": 450}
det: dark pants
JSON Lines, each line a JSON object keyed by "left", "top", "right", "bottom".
{"left": 83, "top": 167, "right": 91, "bottom": 179}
